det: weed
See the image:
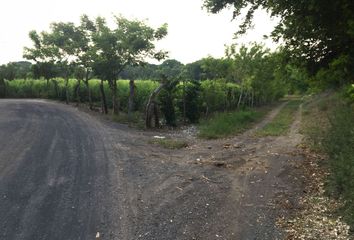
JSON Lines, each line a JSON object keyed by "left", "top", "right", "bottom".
{"left": 198, "top": 109, "right": 266, "bottom": 139}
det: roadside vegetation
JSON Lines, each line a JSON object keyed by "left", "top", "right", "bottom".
{"left": 1, "top": 40, "right": 288, "bottom": 128}
{"left": 198, "top": 109, "right": 266, "bottom": 139}
{"left": 301, "top": 88, "right": 354, "bottom": 227}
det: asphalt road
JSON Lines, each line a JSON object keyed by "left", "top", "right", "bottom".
{"left": 0, "top": 99, "right": 303, "bottom": 240}
{"left": 0, "top": 100, "right": 126, "bottom": 240}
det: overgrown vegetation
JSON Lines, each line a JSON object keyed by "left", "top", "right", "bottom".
{"left": 325, "top": 102, "right": 354, "bottom": 226}
{"left": 198, "top": 109, "right": 266, "bottom": 139}
{"left": 256, "top": 100, "right": 302, "bottom": 136}
{"left": 301, "top": 91, "right": 354, "bottom": 229}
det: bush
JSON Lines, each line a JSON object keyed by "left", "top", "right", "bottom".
{"left": 324, "top": 103, "right": 354, "bottom": 226}
{"left": 198, "top": 109, "right": 265, "bottom": 139}
{"left": 176, "top": 80, "right": 202, "bottom": 123}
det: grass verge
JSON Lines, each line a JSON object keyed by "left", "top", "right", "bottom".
{"left": 256, "top": 100, "right": 302, "bottom": 136}
{"left": 198, "top": 109, "right": 267, "bottom": 139}
{"left": 301, "top": 91, "right": 354, "bottom": 229}
{"left": 149, "top": 138, "right": 188, "bottom": 149}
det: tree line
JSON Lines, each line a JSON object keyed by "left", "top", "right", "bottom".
{"left": 4, "top": 7, "right": 342, "bottom": 127}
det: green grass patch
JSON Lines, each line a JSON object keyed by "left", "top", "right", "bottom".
{"left": 198, "top": 109, "right": 266, "bottom": 139}
{"left": 149, "top": 138, "right": 188, "bottom": 149}
{"left": 256, "top": 100, "right": 302, "bottom": 136}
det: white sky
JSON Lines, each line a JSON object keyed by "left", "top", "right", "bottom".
{"left": 0, "top": 0, "right": 278, "bottom": 65}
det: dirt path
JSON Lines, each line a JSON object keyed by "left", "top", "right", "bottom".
{"left": 0, "top": 99, "right": 304, "bottom": 240}
{"left": 245, "top": 101, "right": 288, "bottom": 136}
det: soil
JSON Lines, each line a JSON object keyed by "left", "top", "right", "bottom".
{"left": 0, "top": 99, "right": 306, "bottom": 240}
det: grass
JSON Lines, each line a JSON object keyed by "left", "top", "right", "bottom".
{"left": 198, "top": 109, "right": 267, "bottom": 139}
{"left": 301, "top": 91, "right": 354, "bottom": 229}
{"left": 149, "top": 138, "right": 188, "bottom": 149}
{"left": 323, "top": 102, "right": 354, "bottom": 227}
{"left": 256, "top": 100, "right": 302, "bottom": 136}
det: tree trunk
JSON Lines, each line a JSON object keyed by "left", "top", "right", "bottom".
{"left": 100, "top": 79, "right": 108, "bottom": 114}
{"left": 45, "top": 78, "right": 50, "bottom": 98}
{"left": 52, "top": 80, "right": 59, "bottom": 99}
{"left": 128, "top": 79, "right": 135, "bottom": 120}
{"left": 145, "top": 83, "right": 165, "bottom": 128}
{"left": 84, "top": 80, "right": 93, "bottom": 110}
{"left": 182, "top": 80, "right": 186, "bottom": 123}
{"left": 110, "top": 80, "right": 119, "bottom": 115}
{"left": 0, "top": 79, "right": 6, "bottom": 98}
{"left": 251, "top": 91, "right": 254, "bottom": 108}
{"left": 85, "top": 71, "right": 93, "bottom": 110}
{"left": 65, "top": 78, "right": 69, "bottom": 104}
{"left": 237, "top": 88, "right": 243, "bottom": 109}
{"left": 76, "top": 79, "right": 81, "bottom": 105}
{"left": 153, "top": 102, "right": 159, "bottom": 128}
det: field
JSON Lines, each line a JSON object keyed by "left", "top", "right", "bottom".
{"left": 3, "top": 78, "right": 244, "bottom": 117}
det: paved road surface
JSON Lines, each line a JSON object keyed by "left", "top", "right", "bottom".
{"left": 0, "top": 100, "right": 126, "bottom": 239}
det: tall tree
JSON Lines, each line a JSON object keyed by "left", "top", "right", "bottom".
{"left": 92, "top": 16, "right": 168, "bottom": 115}
{"left": 24, "top": 22, "right": 83, "bottom": 103}
{"left": 74, "top": 15, "right": 98, "bottom": 109}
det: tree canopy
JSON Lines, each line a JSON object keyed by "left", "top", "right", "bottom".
{"left": 203, "top": 0, "right": 354, "bottom": 80}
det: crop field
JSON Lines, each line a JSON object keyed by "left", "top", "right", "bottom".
{"left": 4, "top": 79, "right": 242, "bottom": 114}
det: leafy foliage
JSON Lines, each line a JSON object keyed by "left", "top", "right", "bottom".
{"left": 198, "top": 109, "right": 265, "bottom": 139}
{"left": 324, "top": 100, "right": 354, "bottom": 226}
{"left": 203, "top": 0, "right": 354, "bottom": 79}
{"left": 158, "top": 80, "right": 179, "bottom": 126}
{"left": 0, "top": 62, "right": 32, "bottom": 80}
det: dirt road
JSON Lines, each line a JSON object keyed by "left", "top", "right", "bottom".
{"left": 0, "top": 99, "right": 303, "bottom": 240}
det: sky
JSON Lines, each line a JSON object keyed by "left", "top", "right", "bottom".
{"left": 0, "top": 0, "right": 278, "bottom": 65}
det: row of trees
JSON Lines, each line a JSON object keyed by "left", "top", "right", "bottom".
{"left": 2, "top": 12, "right": 315, "bottom": 127}
{"left": 23, "top": 15, "right": 168, "bottom": 115}
{"left": 0, "top": 61, "right": 32, "bottom": 80}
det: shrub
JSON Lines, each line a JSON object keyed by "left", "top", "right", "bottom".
{"left": 198, "top": 109, "right": 265, "bottom": 139}
{"left": 324, "top": 103, "right": 354, "bottom": 226}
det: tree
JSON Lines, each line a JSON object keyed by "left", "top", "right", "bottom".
{"left": 31, "top": 62, "right": 57, "bottom": 86}
{"left": 74, "top": 15, "right": 98, "bottom": 109}
{"left": 159, "top": 79, "right": 179, "bottom": 126}
{"left": 24, "top": 22, "right": 83, "bottom": 103}
{"left": 203, "top": 0, "right": 354, "bottom": 81}
{"left": 200, "top": 57, "right": 231, "bottom": 80}
{"left": 184, "top": 60, "right": 203, "bottom": 81}
{"left": 0, "top": 63, "right": 16, "bottom": 81}
{"left": 225, "top": 43, "right": 286, "bottom": 106}
{"left": 92, "top": 16, "right": 168, "bottom": 115}
{"left": 158, "top": 59, "right": 184, "bottom": 79}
